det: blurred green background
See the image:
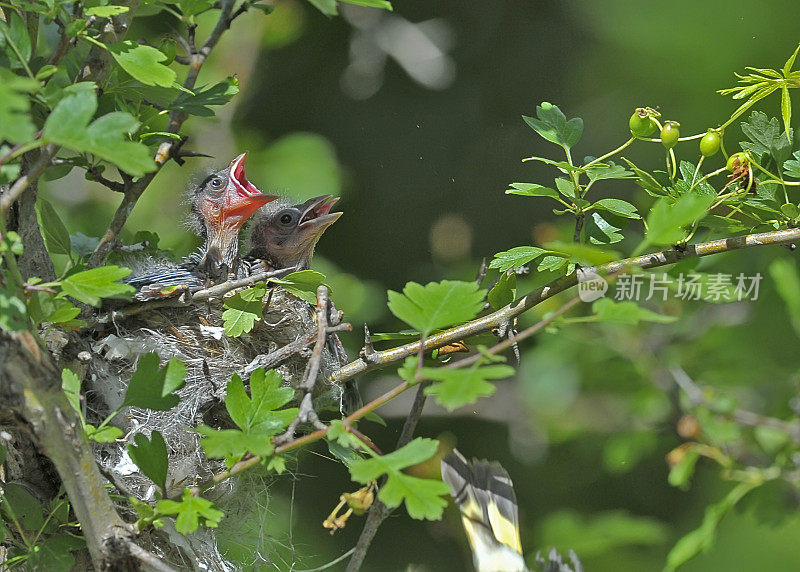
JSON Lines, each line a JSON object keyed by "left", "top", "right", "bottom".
{"left": 42, "top": 0, "right": 800, "bottom": 569}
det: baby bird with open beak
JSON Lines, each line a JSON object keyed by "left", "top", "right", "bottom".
{"left": 128, "top": 153, "right": 276, "bottom": 300}
{"left": 246, "top": 194, "right": 342, "bottom": 271}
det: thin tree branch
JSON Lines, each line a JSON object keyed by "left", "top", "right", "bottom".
{"left": 275, "top": 285, "right": 337, "bottom": 444}
{"left": 125, "top": 540, "right": 179, "bottom": 572}
{"left": 0, "top": 145, "right": 55, "bottom": 215}
{"left": 669, "top": 366, "right": 800, "bottom": 441}
{"left": 87, "top": 165, "right": 126, "bottom": 193}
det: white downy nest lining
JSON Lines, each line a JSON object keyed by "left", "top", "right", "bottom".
{"left": 59, "top": 287, "right": 342, "bottom": 570}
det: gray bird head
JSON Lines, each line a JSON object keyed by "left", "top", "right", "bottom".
{"left": 247, "top": 195, "right": 342, "bottom": 270}
{"left": 190, "top": 152, "right": 278, "bottom": 279}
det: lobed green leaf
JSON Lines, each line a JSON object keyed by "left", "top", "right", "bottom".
{"left": 387, "top": 280, "right": 485, "bottom": 337}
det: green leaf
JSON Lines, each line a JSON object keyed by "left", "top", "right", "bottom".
{"left": 522, "top": 102, "right": 583, "bottom": 150}
{"left": 59, "top": 265, "right": 134, "bottom": 306}
{"left": 505, "top": 182, "right": 559, "bottom": 200}
{"left": 781, "top": 84, "right": 792, "bottom": 142}
{"left": 537, "top": 255, "right": 569, "bottom": 273}
{"left": 591, "top": 198, "right": 640, "bottom": 219}
{"left": 0, "top": 230, "right": 23, "bottom": 255}
{"left": 487, "top": 271, "right": 516, "bottom": 310}
{"left": 590, "top": 298, "right": 676, "bottom": 325}
{"left": 196, "top": 426, "right": 276, "bottom": 459}
{"left": 668, "top": 450, "right": 699, "bottom": 490}
{"left": 61, "top": 368, "right": 82, "bottom": 415}
{"left": 387, "top": 280, "right": 485, "bottom": 337}
{"left": 170, "top": 77, "right": 239, "bottom": 117}
{"left": 622, "top": 158, "right": 667, "bottom": 197}
{"left": 328, "top": 419, "right": 367, "bottom": 450}
{"left": 1, "top": 482, "right": 44, "bottom": 530}
{"left": 783, "top": 43, "right": 800, "bottom": 75}
{"left": 307, "top": 0, "right": 337, "bottom": 15}
{"left": 585, "top": 161, "right": 634, "bottom": 182}
{"left": 197, "top": 370, "right": 297, "bottom": 460}
{"left": 226, "top": 369, "right": 295, "bottom": 433}
{"left": 739, "top": 111, "right": 792, "bottom": 166}
{"left": 340, "top": 0, "right": 393, "bottom": 9}
{"left": 644, "top": 193, "right": 714, "bottom": 246}
{"left": 85, "top": 5, "right": 130, "bottom": 16}
{"left": 783, "top": 150, "right": 800, "bottom": 178}
{"left": 554, "top": 177, "right": 577, "bottom": 199}
{"left": 85, "top": 424, "right": 123, "bottom": 443}
{"left": 109, "top": 41, "right": 177, "bottom": 87}
{"left": 123, "top": 353, "right": 186, "bottom": 410}
{"left": 128, "top": 431, "right": 168, "bottom": 492}
{"left": 0, "top": 282, "right": 27, "bottom": 332}
{"left": 27, "top": 534, "right": 84, "bottom": 572}
{"left": 178, "top": 0, "right": 216, "bottom": 16}
{"left": 489, "top": 246, "right": 547, "bottom": 272}
{"left": 665, "top": 482, "right": 758, "bottom": 572}
{"left": 542, "top": 241, "right": 619, "bottom": 266}
{"left": 156, "top": 488, "right": 224, "bottom": 534}
{"left": 221, "top": 284, "right": 266, "bottom": 337}
{"left": 0, "top": 12, "right": 32, "bottom": 69}
{"left": 585, "top": 211, "right": 624, "bottom": 245}
{"left": 36, "top": 199, "right": 72, "bottom": 256}
{"left": 42, "top": 88, "right": 156, "bottom": 176}
{"left": 348, "top": 438, "right": 450, "bottom": 520}
{"left": 273, "top": 269, "right": 325, "bottom": 304}
{"left": 421, "top": 363, "right": 514, "bottom": 411}
{"left": 0, "top": 68, "right": 38, "bottom": 144}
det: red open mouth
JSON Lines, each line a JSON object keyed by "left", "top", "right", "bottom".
{"left": 298, "top": 195, "right": 342, "bottom": 229}
{"left": 225, "top": 152, "right": 277, "bottom": 223}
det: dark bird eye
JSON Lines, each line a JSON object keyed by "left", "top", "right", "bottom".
{"left": 209, "top": 177, "right": 224, "bottom": 189}
{"left": 280, "top": 213, "right": 293, "bottom": 225}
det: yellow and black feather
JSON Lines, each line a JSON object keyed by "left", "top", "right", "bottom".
{"left": 441, "top": 449, "right": 526, "bottom": 572}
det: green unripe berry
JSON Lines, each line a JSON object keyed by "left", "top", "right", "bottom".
{"left": 726, "top": 152, "right": 748, "bottom": 172}
{"left": 629, "top": 108, "right": 657, "bottom": 137}
{"left": 660, "top": 121, "right": 680, "bottom": 148}
{"left": 700, "top": 130, "right": 721, "bottom": 157}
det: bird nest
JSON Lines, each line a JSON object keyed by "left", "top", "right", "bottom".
{"left": 50, "top": 285, "right": 343, "bottom": 570}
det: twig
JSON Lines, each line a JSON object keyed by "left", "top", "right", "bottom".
{"left": 669, "top": 366, "right": 800, "bottom": 441}
{"left": 87, "top": 165, "right": 126, "bottom": 193}
{"left": 125, "top": 539, "right": 179, "bottom": 572}
{"left": 243, "top": 330, "right": 318, "bottom": 377}
{"left": 0, "top": 145, "right": 55, "bottom": 215}
{"left": 327, "top": 227, "right": 800, "bottom": 387}
{"left": 88, "top": 0, "right": 237, "bottom": 268}
{"left": 191, "top": 265, "right": 297, "bottom": 301}
{"left": 274, "top": 285, "right": 334, "bottom": 444}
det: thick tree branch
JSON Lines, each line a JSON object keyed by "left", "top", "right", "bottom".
{"left": 0, "top": 331, "right": 131, "bottom": 568}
